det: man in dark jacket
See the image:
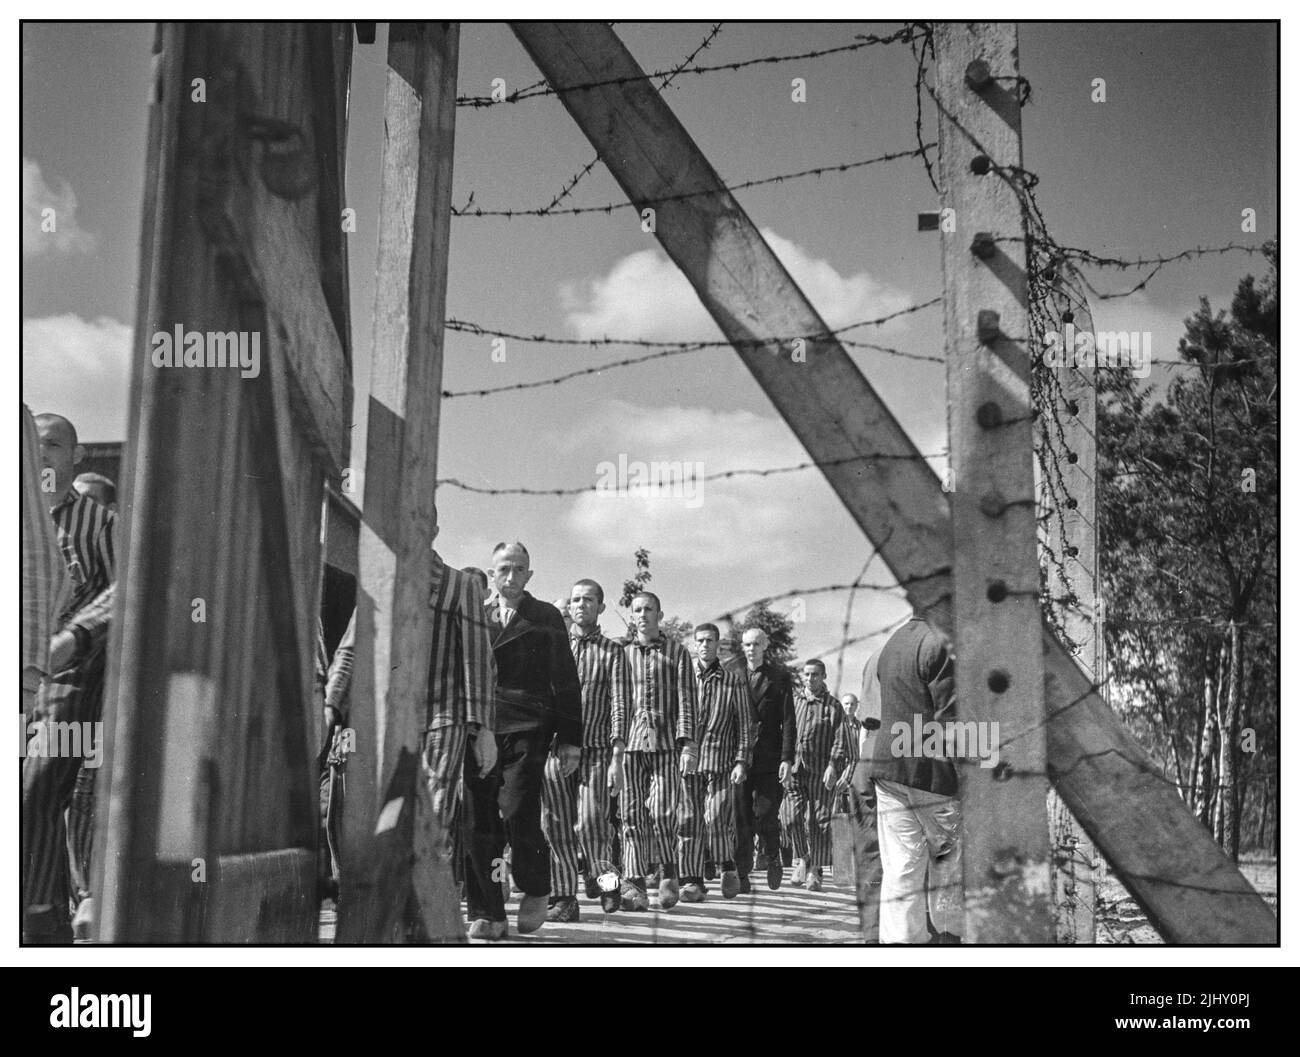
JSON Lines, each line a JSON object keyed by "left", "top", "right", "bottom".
{"left": 462, "top": 542, "right": 582, "bottom": 940}
{"left": 731, "top": 628, "right": 796, "bottom": 892}
{"left": 866, "top": 614, "right": 963, "bottom": 944}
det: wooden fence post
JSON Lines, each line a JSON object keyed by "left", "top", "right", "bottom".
{"left": 932, "top": 21, "right": 1053, "bottom": 942}
{"left": 511, "top": 19, "right": 1276, "bottom": 942}
{"left": 336, "top": 22, "right": 462, "bottom": 943}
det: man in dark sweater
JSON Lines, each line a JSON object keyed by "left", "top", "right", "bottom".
{"left": 462, "top": 542, "right": 583, "bottom": 940}
{"left": 865, "top": 614, "right": 963, "bottom": 944}
{"left": 731, "top": 628, "right": 796, "bottom": 892}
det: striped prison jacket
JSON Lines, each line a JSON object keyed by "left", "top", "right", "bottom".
{"left": 693, "top": 659, "right": 753, "bottom": 774}
{"left": 22, "top": 406, "right": 68, "bottom": 689}
{"left": 49, "top": 485, "right": 116, "bottom": 659}
{"left": 623, "top": 634, "right": 697, "bottom": 753}
{"left": 570, "top": 627, "right": 631, "bottom": 748}
{"left": 425, "top": 550, "right": 496, "bottom": 731}
{"left": 792, "top": 687, "right": 853, "bottom": 779}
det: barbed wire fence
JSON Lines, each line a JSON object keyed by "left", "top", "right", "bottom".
{"left": 422, "top": 20, "right": 1271, "bottom": 945}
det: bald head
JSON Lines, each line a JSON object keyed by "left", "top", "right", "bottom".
{"left": 841, "top": 693, "right": 859, "bottom": 718}
{"left": 741, "top": 627, "right": 768, "bottom": 670}
{"left": 35, "top": 413, "right": 82, "bottom": 495}
{"left": 35, "top": 413, "right": 77, "bottom": 446}
{"left": 491, "top": 541, "right": 533, "bottom": 604}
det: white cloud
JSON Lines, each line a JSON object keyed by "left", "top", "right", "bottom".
{"left": 23, "top": 314, "right": 133, "bottom": 441}
{"left": 559, "top": 398, "right": 911, "bottom": 685}
{"left": 23, "top": 157, "right": 96, "bottom": 258}
{"left": 1088, "top": 291, "right": 1190, "bottom": 369}
{"left": 560, "top": 228, "right": 913, "bottom": 342}
{"left": 565, "top": 399, "right": 877, "bottom": 575}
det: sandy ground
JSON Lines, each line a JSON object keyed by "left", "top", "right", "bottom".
{"left": 319, "top": 858, "right": 1279, "bottom": 945}
{"left": 1095, "top": 857, "right": 1278, "bottom": 945}
{"left": 320, "top": 865, "right": 863, "bottom": 945}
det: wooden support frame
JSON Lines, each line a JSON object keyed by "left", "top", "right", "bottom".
{"left": 513, "top": 20, "right": 1275, "bottom": 943}
{"left": 335, "top": 21, "right": 463, "bottom": 944}
{"left": 97, "top": 22, "right": 353, "bottom": 942}
{"left": 932, "top": 21, "right": 1052, "bottom": 942}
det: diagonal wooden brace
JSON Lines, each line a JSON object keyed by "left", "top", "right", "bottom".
{"left": 511, "top": 20, "right": 1275, "bottom": 943}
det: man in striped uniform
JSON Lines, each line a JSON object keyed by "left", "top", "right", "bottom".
{"left": 835, "top": 693, "right": 861, "bottom": 813}
{"left": 786, "top": 659, "right": 852, "bottom": 892}
{"left": 422, "top": 511, "right": 498, "bottom": 939}
{"left": 620, "top": 592, "right": 698, "bottom": 911}
{"left": 23, "top": 413, "right": 115, "bottom": 943}
{"left": 678, "top": 623, "right": 752, "bottom": 901}
{"left": 540, "top": 578, "right": 630, "bottom": 921}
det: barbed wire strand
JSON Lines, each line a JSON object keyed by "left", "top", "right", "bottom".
{"left": 534, "top": 24, "right": 725, "bottom": 216}
{"left": 455, "top": 24, "right": 922, "bottom": 107}
{"left": 451, "top": 145, "right": 933, "bottom": 218}
{"left": 437, "top": 450, "right": 947, "bottom": 497}
{"left": 444, "top": 296, "right": 941, "bottom": 349}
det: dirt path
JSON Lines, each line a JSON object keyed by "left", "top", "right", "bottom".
{"left": 320, "top": 866, "right": 864, "bottom": 945}
{"left": 1095, "top": 858, "right": 1277, "bottom": 944}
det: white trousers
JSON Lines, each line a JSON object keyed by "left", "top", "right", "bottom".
{"left": 873, "top": 779, "right": 964, "bottom": 943}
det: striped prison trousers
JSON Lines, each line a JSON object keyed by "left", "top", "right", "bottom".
{"left": 778, "top": 789, "right": 796, "bottom": 851}
{"left": 621, "top": 750, "right": 679, "bottom": 878}
{"left": 541, "top": 745, "right": 617, "bottom": 897}
{"left": 23, "top": 649, "right": 106, "bottom": 910}
{"left": 678, "top": 771, "right": 736, "bottom": 879}
{"left": 786, "top": 768, "right": 837, "bottom": 869}
{"left": 420, "top": 725, "right": 470, "bottom": 868}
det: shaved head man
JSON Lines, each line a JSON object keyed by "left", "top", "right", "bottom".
{"left": 618, "top": 591, "right": 698, "bottom": 911}
{"left": 35, "top": 413, "right": 82, "bottom": 498}
{"left": 464, "top": 541, "right": 582, "bottom": 939}
{"left": 539, "top": 578, "right": 631, "bottom": 921}
{"left": 24, "top": 412, "right": 115, "bottom": 943}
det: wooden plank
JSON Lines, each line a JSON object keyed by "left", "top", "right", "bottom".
{"left": 933, "top": 21, "right": 1052, "bottom": 942}
{"left": 94, "top": 23, "right": 350, "bottom": 942}
{"left": 324, "top": 485, "right": 361, "bottom": 577}
{"left": 513, "top": 21, "right": 1276, "bottom": 943}
{"left": 336, "top": 22, "right": 463, "bottom": 943}
{"left": 96, "top": 21, "right": 179, "bottom": 945}
{"left": 208, "top": 849, "right": 316, "bottom": 943}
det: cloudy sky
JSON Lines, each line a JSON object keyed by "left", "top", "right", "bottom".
{"left": 22, "top": 21, "right": 1277, "bottom": 692}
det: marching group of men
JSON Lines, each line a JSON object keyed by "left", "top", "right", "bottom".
{"left": 336, "top": 507, "right": 867, "bottom": 940}
{"left": 320, "top": 502, "right": 963, "bottom": 943}
{"left": 23, "top": 405, "right": 965, "bottom": 945}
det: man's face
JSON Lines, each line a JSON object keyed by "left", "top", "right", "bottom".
{"left": 695, "top": 629, "right": 720, "bottom": 666}
{"left": 492, "top": 547, "right": 532, "bottom": 603}
{"left": 569, "top": 584, "right": 603, "bottom": 630}
{"left": 841, "top": 694, "right": 859, "bottom": 719}
{"left": 803, "top": 664, "right": 826, "bottom": 696}
{"left": 741, "top": 631, "right": 765, "bottom": 669}
{"left": 631, "top": 595, "right": 661, "bottom": 639}
{"left": 37, "top": 418, "right": 78, "bottom": 495}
